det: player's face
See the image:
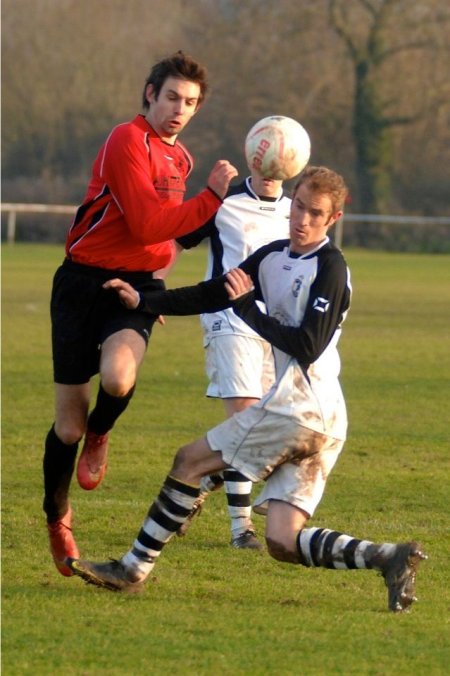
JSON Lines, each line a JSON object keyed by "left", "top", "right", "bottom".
{"left": 145, "top": 77, "right": 201, "bottom": 143}
{"left": 250, "top": 169, "right": 283, "bottom": 198}
{"left": 289, "top": 182, "right": 342, "bottom": 254}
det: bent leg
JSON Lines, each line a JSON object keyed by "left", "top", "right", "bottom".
{"left": 265, "top": 500, "right": 427, "bottom": 613}
{"left": 87, "top": 329, "right": 146, "bottom": 432}
{"left": 265, "top": 500, "right": 310, "bottom": 563}
{"left": 117, "top": 437, "right": 230, "bottom": 578}
{"left": 171, "top": 437, "right": 230, "bottom": 484}
{"left": 100, "top": 329, "right": 146, "bottom": 397}
{"left": 44, "top": 382, "right": 90, "bottom": 521}
{"left": 77, "top": 330, "right": 146, "bottom": 490}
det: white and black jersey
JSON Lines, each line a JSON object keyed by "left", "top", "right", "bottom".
{"left": 139, "top": 238, "right": 351, "bottom": 439}
{"left": 176, "top": 176, "right": 290, "bottom": 343}
{"left": 237, "top": 238, "right": 351, "bottom": 439}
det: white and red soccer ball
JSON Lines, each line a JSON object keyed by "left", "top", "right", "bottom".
{"left": 245, "top": 115, "right": 311, "bottom": 181}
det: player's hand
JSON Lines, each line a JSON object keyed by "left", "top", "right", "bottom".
{"left": 224, "top": 268, "right": 254, "bottom": 300}
{"left": 103, "top": 278, "right": 140, "bottom": 309}
{"left": 207, "top": 160, "right": 238, "bottom": 199}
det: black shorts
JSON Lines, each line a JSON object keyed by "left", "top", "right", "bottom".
{"left": 51, "top": 259, "right": 165, "bottom": 384}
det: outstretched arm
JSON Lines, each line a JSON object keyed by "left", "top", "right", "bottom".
{"left": 103, "top": 268, "right": 254, "bottom": 317}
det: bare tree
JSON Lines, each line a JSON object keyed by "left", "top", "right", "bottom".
{"left": 329, "top": 0, "right": 450, "bottom": 213}
{"left": 3, "top": 0, "right": 449, "bottom": 228}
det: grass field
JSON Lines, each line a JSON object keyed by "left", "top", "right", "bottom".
{"left": 2, "top": 244, "right": 449, "bottom": 675}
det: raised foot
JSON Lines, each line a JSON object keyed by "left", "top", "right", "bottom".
{"left": 77, "top": 431, "right": 109, "bottom": 490}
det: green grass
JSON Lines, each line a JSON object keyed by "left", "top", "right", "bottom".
{"left": 2, "top": 244, "right": 449, "bottom": 675}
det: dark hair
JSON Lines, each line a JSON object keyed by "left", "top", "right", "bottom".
{"left": 294, "top": 166, "right": 348, "bottom": 213}
{"left": 142, "top": 51, "right": 208, "bottom": 110}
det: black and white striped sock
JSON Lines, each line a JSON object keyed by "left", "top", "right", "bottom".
{"left": 200, "top": 473, "right": 224, "bottom": 493}
{"left": 297, "top": 527, "right": 396, "bottom": 570}
{"left": 121, "top": 475, "right": 199, "bottom": 579}
{"left": 223, "top": 469, "right": 254, "bottom": 537}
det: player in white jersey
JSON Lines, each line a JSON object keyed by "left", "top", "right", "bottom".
{"left": 68, "top": 167, "right": 427, "bottom": 613}
{"left": 176, "top": 169, "right": 290, "bottom": 549}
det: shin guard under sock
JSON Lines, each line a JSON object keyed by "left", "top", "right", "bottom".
{"left": 43, "top": 425, "right": 78, "bottom": 522}
{"left": 87, "top": 384, "right": 135, "bottom": 435}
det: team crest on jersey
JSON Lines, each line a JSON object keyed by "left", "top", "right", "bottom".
{"left": 212, "top": 320, "right": 222, "bottom": 332}
{"left": 292, "top": 276, "right": 304, "bottom": 297}
{"left": 313, "top": 296, "right": 330, "bottom": 313}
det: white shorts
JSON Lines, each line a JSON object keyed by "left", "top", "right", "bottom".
{"left": 204, "top": 334, "right": 275, "bottom": 399}
{"left": 206, "top": 405, "right": 344, "bottom": 517}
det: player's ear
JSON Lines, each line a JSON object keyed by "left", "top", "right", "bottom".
{"left": 330, "top": 210, "right": 343, "bottom": 226}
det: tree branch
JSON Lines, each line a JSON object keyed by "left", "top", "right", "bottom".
{"left": 375, "top": 40, "right": 437, "bottom": 64}
{"left": 359, "top": 0, "right": 377, "bottom": 18}
{"left": 328, "top": 0, "right": 361, "bottom": 62}
{"left": 381, "top": 114, "right": 420, "bottom": 127}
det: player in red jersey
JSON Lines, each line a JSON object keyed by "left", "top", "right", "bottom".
{"left": 44, "top": 51, "right": 238, "bottom": 577}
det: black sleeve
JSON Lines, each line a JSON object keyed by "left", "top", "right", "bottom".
{"left": 138, "top": 238, "right": 291, "bottom": 318}
{"left": 175, "top": 214, "right": 215, "bottom": 249}
{"left": 233, "top": 253, "right": 351, "bottom": 365}
{"left": 138, "top": 274, "right": 232, "bottom": 316}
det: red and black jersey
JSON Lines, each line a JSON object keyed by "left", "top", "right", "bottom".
{"left": 66, "top": 115, "right": 221, "bottom": 272}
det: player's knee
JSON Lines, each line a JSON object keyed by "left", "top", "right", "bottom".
{"left": 171, "top": 444, "right": 197, "bottom": 475}
{"left": 100, "top": 355, "right": 138, "bottom": 397}
{"left": 54, "top": 422, "right": 84, "bottom": 446}
{"left": 101, "top": 377, "right": 136, "bottom": 398}
{"left": 266, "top": 536, "right": 301, "bottom": 564}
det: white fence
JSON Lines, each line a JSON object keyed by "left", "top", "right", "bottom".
{"left": 1, "top": 203, "right": 77, "bottom": 243}
{"left": 333, "top": 213, "right": 450, "bottom": 249}
{"left": 2, "top": 202, "right": 450, "bottom": 248}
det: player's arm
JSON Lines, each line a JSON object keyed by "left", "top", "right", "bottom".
{"left": 175, "top": 216, "right": 215, "bottom": 250}
{"left": 104, "top": 275, "right": 233, "bottom": 316}
{"left": 233, "top": 255, "right": 351, "bottom": 365}
{"left": 102, "top": 126, "right": 237, "bottom": 244}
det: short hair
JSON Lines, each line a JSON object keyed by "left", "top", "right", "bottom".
{"left": 294, "top": 166, "right": 348, "bottom": 213}
{"left": 142, "top": 51, "right": 209, "bottom": 110}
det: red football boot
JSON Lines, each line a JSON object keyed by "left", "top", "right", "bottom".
{"left": 47, "top": 507, "right": 80, "bottom": 577}
{"left": 77, "top": 431, "right": 109, "bottom": 490}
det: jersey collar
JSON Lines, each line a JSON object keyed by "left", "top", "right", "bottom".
{"left": 288, "top": 237, "right": 330, "bottom": 259}
{"left": 245, "top": 176, "right": 284, "bottom": 203}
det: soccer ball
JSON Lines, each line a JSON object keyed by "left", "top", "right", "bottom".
{"left": 245, "top": 115, "right": 311, "bottom": 180}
